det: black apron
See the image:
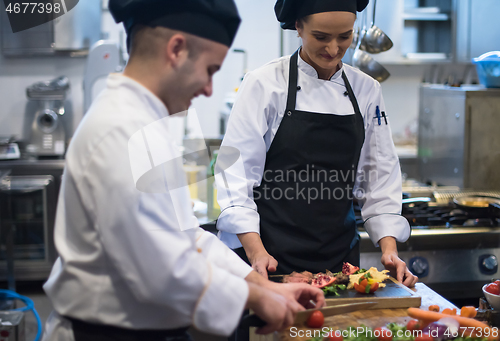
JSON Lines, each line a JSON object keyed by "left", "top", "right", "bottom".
{"left": 235, "top": 49, "right": 365, "bottom": 275}
{"left": 67, "top": 316, "right": 191, "bottom": 341}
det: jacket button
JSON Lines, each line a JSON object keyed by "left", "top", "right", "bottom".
{"left": 287, "top": 111, "right": 292, "bottom": 116}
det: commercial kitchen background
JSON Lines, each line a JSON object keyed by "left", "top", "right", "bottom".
{"left": 2, "top": 0, "right": 497, "bottom": 157}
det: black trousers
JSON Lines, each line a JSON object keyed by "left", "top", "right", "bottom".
{"left": 67, "top": 316, "right": 192, "bottom": 341}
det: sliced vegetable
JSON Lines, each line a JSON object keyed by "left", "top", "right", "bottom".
{"left": 460, "top": 306, "right": 477, "bottom": 318}
{"left": 442, "top": 308, "right": 457, "bottom": 315}
{"left": 429, "top": 305, "right": 440, "bottom": 312}
{"left": 437, "top": 317, "right": 460, "bottom": 337}
{"left": 422, "top": 322, "right": 450, "bottom": 341}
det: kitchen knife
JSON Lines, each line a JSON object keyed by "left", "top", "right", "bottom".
{"left": 239, "top": 301, "right": 378, "bottom": 329}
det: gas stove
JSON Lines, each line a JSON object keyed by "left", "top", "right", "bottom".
{"left": 403, "top": 202, "right": 500, "bottom": 228}
{"left": 356, "top": 194, "right": 500, "bottom": 305}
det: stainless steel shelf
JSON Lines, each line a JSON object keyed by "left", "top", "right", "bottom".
{"left": 403, "top": 13, "right": 450, "bottom": 21}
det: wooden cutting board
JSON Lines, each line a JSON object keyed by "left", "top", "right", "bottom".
{"left": 267, "top": 283, "right": 456, "bottom": 341}
{"left": 324, "top": 277, "right": 421, "bottom": 309}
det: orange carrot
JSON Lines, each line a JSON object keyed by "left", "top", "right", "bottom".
{"left": 461, "top": 306, "right": 477, "bottom": 318}
{"left": 428, "top": 305, "right": 440, "bottom": 312}
{"left": 442, "top": 308, "right": 457, "bottom": 315}
{"left": 407, "top": 307, "right": 498, "bottom": 341}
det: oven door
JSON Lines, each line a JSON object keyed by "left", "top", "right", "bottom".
{"left": 0, "top": 175, "right": 57, "bottom": 280}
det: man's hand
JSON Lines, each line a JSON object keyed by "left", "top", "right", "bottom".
{"left": 246, "top": 282, "right": 298, "bottom": 334}
{"left": 244, "top": 273, "right": 326, "bottom": 334}
{"left": 379, "top": 236, "right": 418, "bottom": 287}
{"left": 245, "top": 271, "right": 325, "bottom": 309}
{"left": 268, "top": 282, "right": 326, "bottom": 309}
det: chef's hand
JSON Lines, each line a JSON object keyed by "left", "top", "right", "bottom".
{"left": 237, "top": 232, "right": 278, "bottom": 278}
{"left": 379, "top": 236, "right": 419, "bottom": 288}
{"left": 245, "top": 271, "right": 326, "bottom": 309}
{"left": 250, "top": 251, "right": 278, "bottom": 278}
{"left": 246, "top": 282, "right": 301, "bottom": 334}
{"left": 271, "top": 282, "right": 326, "bottom": 309}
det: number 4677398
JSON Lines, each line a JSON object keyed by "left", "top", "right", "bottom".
{"left": 5, "top": 2, "right": 62, "bottom": 14}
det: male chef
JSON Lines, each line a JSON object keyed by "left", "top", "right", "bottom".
{"left": 41, "top": 1, "right": 325, "bottom": 340}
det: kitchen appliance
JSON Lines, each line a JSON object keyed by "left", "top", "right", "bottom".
{"left": 25, "top": 76, "right": 70, "bottom": 157}
{"left": 418, "top": 84, "right": 500, "bottom": 190}
{"left": 0, "top": 137, "right": 20, "bottom": 160}
{"left": 0, "top": 160, "right": 63, "bottom": 281}
{"left": 357, "top": 185, "right": 500, "bottom": 306}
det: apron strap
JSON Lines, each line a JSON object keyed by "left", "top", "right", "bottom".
{"left": 285, "top": 50, "right": 300, "bottom": 113}
{"left": 341, "top": 71, "right": 362, "bottom": 117}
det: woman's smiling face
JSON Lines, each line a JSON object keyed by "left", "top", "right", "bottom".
{"left": 296, "top": 11, "right": 356, "bottom": 79}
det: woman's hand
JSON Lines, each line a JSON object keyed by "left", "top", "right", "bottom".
{"left": 249, "top": 251, "right": 278, "bottom": 278}
{"left": 238, "top": 232, "right": 278, "bottom": 278}
{"left": 381, "top": 252, "right": 418, "bottom": 287}
{"left": 379, "top": 236, "right": 418, "bottom": 288}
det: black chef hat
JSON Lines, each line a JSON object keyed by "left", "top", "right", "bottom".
{"left": 109, "top": 0, "right": 241, "bottom": 50}
{"left": 275, "top": 0, "right": 369, "bottom": 30}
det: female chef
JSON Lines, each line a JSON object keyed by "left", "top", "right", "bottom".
{"left": 216, "top": 0, "right": 418, "bottom": 287}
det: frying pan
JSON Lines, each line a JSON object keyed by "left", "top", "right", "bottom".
{"left": 453, "top": 195, "right": 500, "bottom": 218}
{"left": 490, "top": 202, "right": 500, "bottom": 219}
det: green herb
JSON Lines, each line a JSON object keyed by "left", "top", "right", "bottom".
{"left": 353, "top": 268, "right": 367, "bottom": 274}
{"left": 365, "top": 284, "right": 371, "bottom": 293}
{"left": 322, "top": 284, "right": 347, "bottom": 296}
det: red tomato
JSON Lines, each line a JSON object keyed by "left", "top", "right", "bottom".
{"left": 406, "top": 319, "right": 422, "bottom": 331}
{"left": 328, "top": 330, "right": 343, "bottom": 341}
{"left": 354, "top": 283, "right": 367, "bottom": 294}
{"left": 495, "top": 280, "right": 500, "bottom": 286}
{"left": 374, "top": 326, "right": 393, "bottom": 341}
{"left": 369, "top": 282, "right": 379, "bottom": 293}
{"left": 306, "top": 310, "right": 324, "bottom": 328}
{"left": 415, "top": 333, "right": 434, "bottom": 341}
{"left": 486, "top": 283, "right": 500, "bottom": 295}
{"left": 359, "top": 279, "right": 368, "bottom": 287}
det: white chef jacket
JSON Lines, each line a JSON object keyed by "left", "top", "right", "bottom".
{"left": 216, "top": 52, "right": 410, "bottom": 249}
{"left": 42, "top": 73, "right": 253, "bottom": 340}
